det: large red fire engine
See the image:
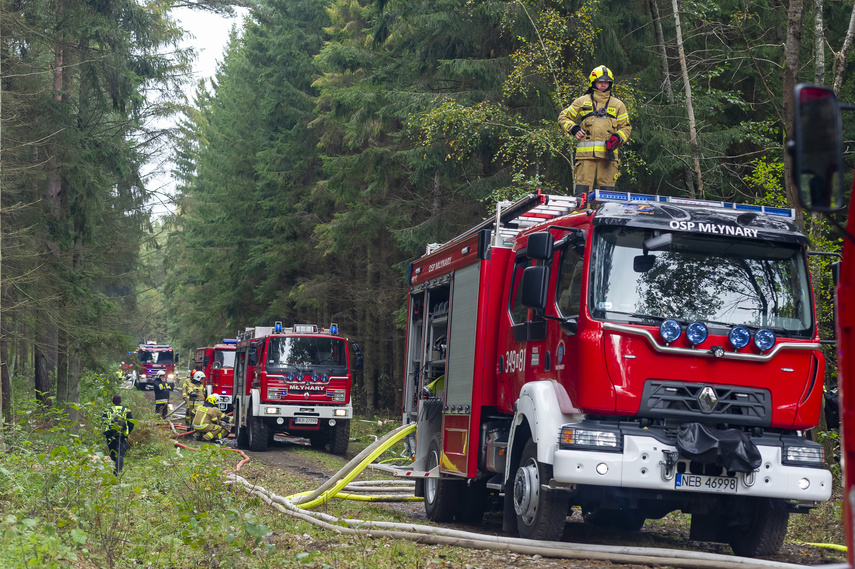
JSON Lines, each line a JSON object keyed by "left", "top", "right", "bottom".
{"left": 398, "top": 189, "right": 831, "bottom": 557}
{"left": 791, "top": 83, "right": 854, "bottom": 567}
{"left": 233, "top": 322, "right": 362, "bottom": 454}
{"left": 194, "top": 339, "right": 237, "bottom": 411}
{"left": 133, "top": 341, "right": 177, "bottom": 390}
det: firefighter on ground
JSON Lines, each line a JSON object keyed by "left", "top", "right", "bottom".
{"left": 558, "top": 65, "right": 632, "bottom": 196}
{"left": 102, "top": 394, "right": 135, "bottom": 475}
{"left": 182, "top": 371, "right": 206, "bottom": 427}
{"left": 193, "top": 394, "right": 232, "bottom": 443}
{"left": 154, "top": 370, "right": 172, "bottom": 419}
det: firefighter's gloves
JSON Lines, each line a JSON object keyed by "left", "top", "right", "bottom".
{"left": 605, "top": 135, "right": 621, "bottom": 150}
{"left": 569, "top": 124, "right": 587, "bottom": 140}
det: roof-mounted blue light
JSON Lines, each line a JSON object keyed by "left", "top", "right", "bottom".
{"left": 222, "top": 338, "right": 237, "bottom": 345}
{"left": 754, "top": 328, "right": 776, "bottom": 352}
{"left": 686, "top": 322, "right": 708, "bottom": 346}
{"left": 728, "top": 326, "right": 751, "bottom": 350}
{"left": 660, "top": 320, "right": 682, "bottom": 343}
{"left": 274, "top": 321, "right": 283, "bottom": 333}
{"left": 330, "top": 323, "right": 339, "bottom": 335}
{"left": 589, "top": 190, "right": 795, "bottom": 219}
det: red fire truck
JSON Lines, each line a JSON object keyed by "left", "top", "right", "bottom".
{"left": 194, "top": 340, "right": 237, "bottom": 411}
{"left": 791, "top": 83, "right": 854, "bottom": 567}
{"left": 233, "top": 322, "right": 362, "bottom": 454}
{"left": 133, "top": 341, "right": 177, "bottom": 390}
{"left": 398, "top": 189, "right": 831, "bottom": 557}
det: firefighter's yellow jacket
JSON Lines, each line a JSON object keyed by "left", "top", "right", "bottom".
{"left": 192, "top": 403, "right": 231, "bottom": 432}
{"left": 182, "top": 378, "right": 205, "bottom": 404}
{"left": 558, "top": 89, "right": 631, "bottom": 160}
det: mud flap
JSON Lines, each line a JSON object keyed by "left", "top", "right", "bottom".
{"left": 676, "top": 423, "right": 762, "bottom": 473}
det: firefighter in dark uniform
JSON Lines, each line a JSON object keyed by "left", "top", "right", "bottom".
{"left": 102, "top": 394, "right": 135, "bottom": 475}
{"left": 558, "top": 65, "right": 632, "bottom": 196}
{"left": 192, "top": 394, "right": 232, "bottom": 443}
{"left": 153, "top": 370, "right": 172, "bottom": 419}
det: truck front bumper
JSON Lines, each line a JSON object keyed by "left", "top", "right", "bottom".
{"left": 552, "top": 433, "right": 831, "bottom": 502}
{"left": 253, "top": 403, "right": 352, "bottom": 421}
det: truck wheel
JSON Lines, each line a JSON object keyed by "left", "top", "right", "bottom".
{"left": 513, "top": 438, "right": 568, "bottom": 541}
{"left": 329, "top": 420, "right": 350, "bottom": 456}
{"left": 235, "top": 406, "right": 249, "bottom": 449}
{"left": 247, "top": 407, "right": 269, "bottom": 451}
{"left": 727, "top": 498, "right": 789, "bottom": 557}
{"left": 424, "top": 435, "right": 460, "bottom": 522}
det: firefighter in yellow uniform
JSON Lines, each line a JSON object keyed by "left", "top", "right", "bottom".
{"left": 193, "top": 394, "right": 232, "bottom": 443}
{"left": 558, "top": 66, "right": 632, "bottom": 196}
{"left": 182, "top": 371, "right": 206, "bottom": 427}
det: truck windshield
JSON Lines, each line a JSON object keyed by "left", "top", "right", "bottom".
{"left": 589, "top": 226, "right": 814, "bottom": 337}
{"left": 213, "top": 350, "right": 235, "bottom": 369}
{"left": 266, "top": 337, "right": 348, "bottom": 372}
{"left": 138, "top": 350, "right": 174, "bottom": 364}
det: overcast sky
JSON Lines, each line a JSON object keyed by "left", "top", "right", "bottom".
{"left": 146, "top": 7, "right": 246, "bottom": 218}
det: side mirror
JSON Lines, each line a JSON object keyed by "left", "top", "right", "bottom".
{"left": 526, "top": 232, "right": 554, "bottom": 261}
{"left": 521, "top": 266, "right": 549, "bottom": 310}
{"left": 633, "top": 255, "right": 656, "bottom": 273}
{"left": 792, "top": 84, "right": 845, "bottom": 212}
{"left": 248, "top": 348, "right": 258, "bottom": 367}
{"left": 351, "top": 343, "right": 364, "bottom": 371}
{"left": 175, "top": 354, "right": 180, "bottom": 364}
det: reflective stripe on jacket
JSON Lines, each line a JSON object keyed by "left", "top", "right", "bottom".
{"left": 193, "top": 405, "right": 228, "bottom": 431}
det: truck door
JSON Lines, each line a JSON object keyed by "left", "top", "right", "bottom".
{"left": 551, "top": 241, "right": 585, "bottom": 395}
{"left": 499, "top": 253, "right": 547, "bottom": 408}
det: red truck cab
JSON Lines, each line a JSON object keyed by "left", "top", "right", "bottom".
{"left": 194, "top": 340, "right": 237, "bottom": 411}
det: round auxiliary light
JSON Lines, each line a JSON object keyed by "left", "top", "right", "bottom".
{"left": 686, "top": 322, "right": 708, "bottom": 346}
{"left": 728, "top": 326, "right": 751, "bottom": 350}
{"left": 754, "top": 328, "right": 776, "bottom": 352}
{"left": 310, "top": 373, "right": 319, "bottom": 383}
{"left": 660, "top": 320, "right": 682, "bottom": 343}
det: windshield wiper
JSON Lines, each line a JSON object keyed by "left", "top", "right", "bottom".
{"left": 603, "top": 310, "right": 667, "bottom": 325}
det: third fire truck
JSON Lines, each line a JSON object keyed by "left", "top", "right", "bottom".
{"left": 398, "top": 189, "right": 831, "bottom": 557}
{"left": 133, "top": 341, "right": 177, "bottom": 390}
{"left": 233, "top": 322, "right": 362, "bottom": 454}
{"left": 194, "top": 339, "right": 237, "bottom": 411}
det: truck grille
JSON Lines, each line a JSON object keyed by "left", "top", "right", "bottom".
{"left": 640, "top": 380, "right": 770, "bottom": 427}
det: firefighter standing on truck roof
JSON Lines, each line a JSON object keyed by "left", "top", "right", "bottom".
{"left": 153, "top": 370, "right": 172, "bottom": 419}
{"left": 558, "top": 65, "right": 632, "bottom": 196}
{"left": 182, "top": 371, "right": 206, "bottom": 427}
{"left": 193, "top": 394, "right": 232, "bottom": 443}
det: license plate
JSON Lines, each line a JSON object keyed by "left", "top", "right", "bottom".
{"left": 675, "top": 473, "right": 738, "bottom": 494}
{"left": 294, "top": 417, "right": 318, "bottom": 425}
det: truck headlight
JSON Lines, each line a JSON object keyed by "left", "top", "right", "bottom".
{"left": 783, "top": 444, "right": 825, "bottom": 467}
{"left": 559, "top": 426, "right": 622, "bottom": 452}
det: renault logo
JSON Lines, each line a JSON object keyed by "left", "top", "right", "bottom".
{"left": 698, "top": 386, "right": 717, "bottom": 413}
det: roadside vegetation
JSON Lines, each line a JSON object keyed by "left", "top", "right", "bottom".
{"left": 0, "top": 372, "right": 845, "bottom": 568}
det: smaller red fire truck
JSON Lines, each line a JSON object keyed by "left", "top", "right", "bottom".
{"left": 791, "top": 83, "right": 854, "bottom": 567}
{"left": 133, "top": 341, "right": 177, "bottom": 390}
{"left": 194, "top": 340, "right": 237, "bottom": 411}
{"left": 233, "top": 322, "right": 362, "bottom": 454}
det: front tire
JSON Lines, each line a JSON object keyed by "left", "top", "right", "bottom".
{"left": 727, "top": 498, "right": 789, "bottom": 557}
{"left": 235, "top": 404, "right": 249, "bottom": 449}
{"left": 247, "top": 404, "right": 269, "bottom": 451}
{"left": 424, "top": 435, "right": 460, "bottom": 522}
{"left": 514, "top": 438, "right": 568, "bottom": 541}
{"left": 329, "top": 420, "right": 350, "bottom": 456}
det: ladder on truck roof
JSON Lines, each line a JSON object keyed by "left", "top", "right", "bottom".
{"left": 425, "top": 191, "right": 582, "bottom": 254}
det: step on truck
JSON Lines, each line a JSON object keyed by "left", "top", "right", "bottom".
{"left": 134, "top": 341, "right": 178, "bottom": 390}
{"left": 194, "top": 339, "right": 238, "bottom": 412}
{"left": 398, "top": 189, "right": 831, "bottom": 557}
{"left": 233, "top": 322, "right": 363, "bottom": 454}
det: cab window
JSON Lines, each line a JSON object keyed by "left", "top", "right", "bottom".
{"left": 556, "top": 248, "right": 584, "bottom": 317}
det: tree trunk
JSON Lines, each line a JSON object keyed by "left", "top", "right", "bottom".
{"left": 650, "top": 0, "right": 675, "bottom": 103}
{"left": 34, "top": 346, "right": 51, "bottom": 405}
{"left": 783, "top": 0, "right": 805, "bottom": 229}
{"left": 0, "top": 310, "right": 10, "bottom": 431}
{"left": 815, "top": 0, "right": 824, "bottom": 85}
{"left": 833, "top": 4, "right": 855, "bottom": 95}
{"left": 56, "top": 328, "right": 68, "bottom": 406}
{"left": 670, "top": 0, "right": 702, "bottom": 197}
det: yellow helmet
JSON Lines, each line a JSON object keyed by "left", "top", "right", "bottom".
{"left": 589, "top": 65, "right": 614, "bottom": 89}
{"left": 206, "top": 394, "right": 218, "bottom": 405}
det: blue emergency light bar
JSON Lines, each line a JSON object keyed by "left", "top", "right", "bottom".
{"left": 222, "top": 339, "right": 237, "bottom": 345}
{"left": 589, "top": 190, "right": 795, "bottom": 219}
